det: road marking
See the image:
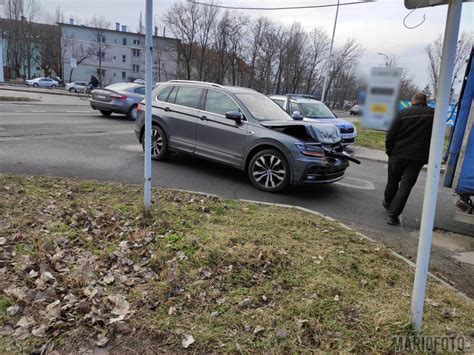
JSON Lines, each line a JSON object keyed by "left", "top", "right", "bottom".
{"left": 335, "top": 177, "right": 375, "bottom": 190}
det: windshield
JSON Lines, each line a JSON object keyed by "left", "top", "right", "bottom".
{"left": 236, "top": 93, "right": 292, "bottom": 121}
{"left": 299, "top": 102, "right": 336, "bottom": 119}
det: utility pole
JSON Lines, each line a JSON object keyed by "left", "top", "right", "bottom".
{"left": 144, "top": 0, "right": 153, "bottom": 210}
{"left": 321, "top": 0, "right": 340, "bottom": 103}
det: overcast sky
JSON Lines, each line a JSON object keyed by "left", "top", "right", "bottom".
{"left": 35, "top": 0, "right": 474, "bottom": 89}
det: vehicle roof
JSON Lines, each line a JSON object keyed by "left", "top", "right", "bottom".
{"left": 106, "top": 82, "right": 144, "bottom": 89}
{"left": 163, "top": 80, "right": 257, "bottom": 94}
{"left": 268, "top": 95, "right": 287, "bottom": 100}
{"left": 290, "top": 97, "right": 323, "bottom": 104}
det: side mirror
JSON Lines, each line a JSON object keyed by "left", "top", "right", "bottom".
{"left": 225, "top": 111, "right": 243, "bottom": 124}
{"left": 291, "top": 111, "right": 304, "bottom": 120}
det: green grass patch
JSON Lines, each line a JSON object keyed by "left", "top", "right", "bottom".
{"left": 0, "top": 174, "right": 472, "bottom": 353}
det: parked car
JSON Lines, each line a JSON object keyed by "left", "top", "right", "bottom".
{"left": 269, "top": 94, "right": 357, "bottom": 145}
{"left": 350, "top": 104, "right": 362, "bottom": 115}
{"left": 135, "top": 80, "right": 360, "bottom": 192}
{"left": 25, "top": 77, "right": 59, "bottom": 88}
{"left": 90, "top": 82, "right": 145, "bottom": 120}
{"left": 65, "top": 81, "right": 89, "bottom": 93}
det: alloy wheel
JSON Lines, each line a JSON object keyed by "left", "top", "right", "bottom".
{"left": 251, "top": 154, "right": 287, "bottom": 189}
{"left": 151, "top": 128, "right": 163, "bottom": 157}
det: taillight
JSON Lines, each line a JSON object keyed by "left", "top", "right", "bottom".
{"left": 295, "top": 143, "right": 325, "bottom": 158}
{"left": 110, "top": 93, "right": 128, "bottom": 100}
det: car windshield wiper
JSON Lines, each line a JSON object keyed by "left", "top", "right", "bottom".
{"left": 307, "top": 116, "right": 332, "bottom": 119}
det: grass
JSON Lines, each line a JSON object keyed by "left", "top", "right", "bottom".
{"left": 0, "top": 174, "right": 473, "bottom": 353}
{"left": 354, "top": 122, "right": 387, "bottom": 150}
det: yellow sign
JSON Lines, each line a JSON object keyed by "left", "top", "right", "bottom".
{"left": 370, "top": 104, "right": 388, "bottom": 113}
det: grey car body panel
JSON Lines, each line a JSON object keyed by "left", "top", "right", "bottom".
{"left": 136, "top": 81, "right": 352, "bottom": 186}
{"left": 90, "top": 83, "right": 144, "bottom": 115}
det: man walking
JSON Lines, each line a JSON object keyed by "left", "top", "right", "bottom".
{"left": 383, "top": 93, "right": 435, "bottom": 225}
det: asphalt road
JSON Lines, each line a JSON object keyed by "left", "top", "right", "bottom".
{"left": 0, "top": 97, "right": 473, "bottom": 296}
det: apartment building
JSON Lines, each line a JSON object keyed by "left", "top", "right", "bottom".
{"left": 61, "top": 21, "right": 179, "bottom": 86}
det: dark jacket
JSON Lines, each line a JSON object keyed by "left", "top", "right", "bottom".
{"left": 385, "top": 104, "right": 435, "bottom": 163}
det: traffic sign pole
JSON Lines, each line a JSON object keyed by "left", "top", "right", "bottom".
{"left": 144, "top": 0, "right": 153, "bottom": 210}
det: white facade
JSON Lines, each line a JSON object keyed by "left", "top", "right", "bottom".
{"left": 61, "top": 23, "right": 179, "bottom": 86}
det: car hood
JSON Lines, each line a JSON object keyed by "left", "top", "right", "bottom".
{"left": 260, "top": 120, "right": 341, "bottom": 144}
{"left": 303, "top": 117, "right": 354, "bottom": 129}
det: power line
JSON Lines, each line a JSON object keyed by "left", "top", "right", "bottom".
{"left": 186, "top": 0, "right": 374, "bottom": 11}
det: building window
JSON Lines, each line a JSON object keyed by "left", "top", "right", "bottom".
{"left": 122, "top": 71, "right": 126, "bottom": 79}
{"left": 97, "top": 51, "right": 105, "bottom": 59}
{"left": 132, "top": 49, "right": 140, "bottom": 57}
{"left": 123, "top": 38, "right": 127, "bottom": 46}
{"left": 122, "top": 55, "right": 126, "bottom": 63}
{"left": 133, "top": 39, "right": 140, "bottom": 45}
{"left": 132, "top": 65, "right": 139, "bottom": 73}
{"left": 97, "top": 69, "right": 106, "bottom": 77}
{"left": 97, "top": 34, "right": 106, "bottom": 43}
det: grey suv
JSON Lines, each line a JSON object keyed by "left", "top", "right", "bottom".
{"left": 135, "top": 81, "right": 360, "bottom": 192}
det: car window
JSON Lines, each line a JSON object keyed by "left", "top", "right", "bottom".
{"left": 156, "top": 86, "right": 173, "bottom": 102}
{"left": 299, "top": 102, "right": 336, "bottom": 119}
{"left": 204, "top": 90, "right": 240, "bottom": 116}
{"left": 235, "top": 93, "right": 291, "bottom": 122}
{"left": 174, "top": 86, "right": 204, "bottom": 109}
{"left": 272, "top": 99, "right": 285, "bottom": 108}
{"left": 134, "top": 87, "right": 145, "bottom": 95}
{"left": 290, "top": 102, "right": 300, "bottom": 114}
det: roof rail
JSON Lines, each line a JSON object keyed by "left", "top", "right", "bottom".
{"left": 167, "top": 80, "right": 223, "bottom": 88}
{"left": 287, "top": 94, "right": 318, "bottom": 100}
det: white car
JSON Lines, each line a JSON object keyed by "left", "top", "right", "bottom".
{"left": 25, "top": 77, "right": 59, "bottom": 88}
{"left": 65, "top": 81, "right": 89, "bottom": 93}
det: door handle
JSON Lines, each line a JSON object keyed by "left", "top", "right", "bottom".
{"left": 164, "top": 107, "right": 170, "bottom": 112}
{"left": 200, "top": 115, "right": 208, "bottom": 121}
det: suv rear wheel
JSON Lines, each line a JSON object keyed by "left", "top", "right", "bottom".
{"left": 142, "top": 125, "right": 169, "bottom": 161}
{"left": 248, "top": 149, "right": 290, "bottom": 192}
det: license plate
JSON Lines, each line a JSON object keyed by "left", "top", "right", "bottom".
{"left": 95, "top": 95, "right": 106, "bottom": 100}
{"left": 342, "top": 133, "right": 355, "bottom": 139}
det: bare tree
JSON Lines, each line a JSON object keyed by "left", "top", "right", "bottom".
{"left": 87, "top": 16, "right": 111, "bottom": 86}
{"left": 195, "top": 1, "right": 219, "bottom": 81}
{"left": 304, "top": 28, "right": 329, "bottom": 94}
{"left": 163, "top": 1, "right": 201, "bottom": 80}
{"left": 381, "top": 54, "right": 419, "bottom": 100}
{"left": 425, "top": 31, "right": 472, "bottom": 98}
{"left": 325, "top": 38, "right": 363, "bottom": 107}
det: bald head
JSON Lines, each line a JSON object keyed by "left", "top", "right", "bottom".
{"left": 411, "top": 93, "right": 427, "bottom": 106}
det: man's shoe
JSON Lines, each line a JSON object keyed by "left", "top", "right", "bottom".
{"left": 382, "top": 200, "right": 390, "bottom": 210}
{"left": 387, "top": 216, "right": 400, "bottom": 225}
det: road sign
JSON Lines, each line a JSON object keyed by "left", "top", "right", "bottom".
{"left": 405, "top": 0, "right": 472, "bottom": 8}
{"left": 362, "top": 67, "right": 402, "bottom": 131}
{"left": 70, "top": 58, "right": 77, "bottom": 69}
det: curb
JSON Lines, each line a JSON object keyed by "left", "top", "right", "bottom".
{"left": 0, "top": 86, "right": 75, "bottom": 97}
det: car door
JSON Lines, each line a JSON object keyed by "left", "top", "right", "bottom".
{"left": 39, "top": 78, "right": 48, "bottom": 87}
{"left": 195, "top": 89, "right": 248, "bottom": 168}
{"left": 154, "top": 85, "right": 203, "bottom": 154}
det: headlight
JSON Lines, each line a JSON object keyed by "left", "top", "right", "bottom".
{"left": 295, "top": 143, "right": 325, "bottom": 158}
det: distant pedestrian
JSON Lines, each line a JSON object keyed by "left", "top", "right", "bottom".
{"left": 89, "top": 75, "right": 100, "bottom": 90}
{"left": 383, "top": 93, "right": 435, "bottom": 225}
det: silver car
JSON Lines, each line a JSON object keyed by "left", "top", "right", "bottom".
{"left": 135, "top": 80, "right": 360, "bottom": 192}
{"left": 90, "top": 83, "right": 145, "bottom": 120}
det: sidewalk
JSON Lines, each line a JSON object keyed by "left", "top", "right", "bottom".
{"left": 0, "top": 83, "right": 74, "bottom": 97}
{"left": 350, "top": 145, "right": 446, "bottom": 172}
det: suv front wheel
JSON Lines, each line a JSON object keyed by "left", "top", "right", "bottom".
{"left": 248, "top": 149, "right": 290, "bottom": 192}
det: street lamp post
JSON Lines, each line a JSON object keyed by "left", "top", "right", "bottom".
{"left": 320, "top": 0, "right": 340, "bottom": 103}
{"left": 377, "top": 52, "right": 389, "bottom": 67}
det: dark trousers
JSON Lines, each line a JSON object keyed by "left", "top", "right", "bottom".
{"left": 384, "top": 156, "right": 424, "bottom": 218}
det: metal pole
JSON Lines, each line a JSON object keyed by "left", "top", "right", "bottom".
{"left": 144, "top": 0, "right": 153, "bottom": 210}
{"left": 321, "top": 0, "right": 339, "bottom": 103}
{"left": 410, "top": 0, "right": 462, "bottom": 331}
